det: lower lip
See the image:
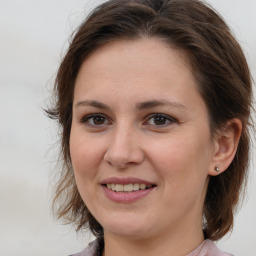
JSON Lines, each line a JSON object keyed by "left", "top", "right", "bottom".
{"left": 102, "top": 185, "right": 155, "bottom": 203}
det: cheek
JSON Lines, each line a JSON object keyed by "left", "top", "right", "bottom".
{"left": 150, "top": 136, "right": 211, "bottom": 212}
{"left": 148, "top": 132, "right": 212, "bottom": 184}
{"left": 69, "top": 129, "right": 104, "bottom": 206}
{"left": 69, "top": 128, "right": 102, "bottom": 179}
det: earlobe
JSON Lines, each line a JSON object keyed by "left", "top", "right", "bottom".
{"left": 208, "top": 118, "right": 242, "bottom": 176}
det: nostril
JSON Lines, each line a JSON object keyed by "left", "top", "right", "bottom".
{"left": 104, "top": 147, "right": 145, "bottom": 168}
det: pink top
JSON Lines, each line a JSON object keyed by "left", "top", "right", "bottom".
{"left": 70, "top": 238, "right": 234, "bottom": 256}
{"left": 187, "top": 239, "right": 234, "bottom": 256}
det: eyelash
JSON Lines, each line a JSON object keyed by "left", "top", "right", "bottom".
{"left": 80, "top": 113, "right": 177, "bottom": 128}
{"left": 80, "top": 114, "right": 111, "bottom": 127}
{"left": 144, "top": 113, "right": 177, "bottom": 127}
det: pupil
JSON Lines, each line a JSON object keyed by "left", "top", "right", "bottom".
{"left": 154, "top": 116, "right": 166, "bottom": 125}
{"left": 93, "top": 116, "right": 105, "bottom": 125}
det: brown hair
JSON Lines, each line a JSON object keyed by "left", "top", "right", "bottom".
{"left": 47, "top": 0, "right": 252, "bottom": 240}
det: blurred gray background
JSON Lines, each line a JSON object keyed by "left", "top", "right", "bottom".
{"left": 0, "top": 0, "right": 255, "bottom": 255}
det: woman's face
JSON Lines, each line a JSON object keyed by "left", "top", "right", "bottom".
{"left": 70, "top": 38, "right": 217, "bottom": 240}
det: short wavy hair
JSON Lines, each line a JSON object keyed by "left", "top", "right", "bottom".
{"left": 47, "top": 0, "right": 253, "bottom": 240}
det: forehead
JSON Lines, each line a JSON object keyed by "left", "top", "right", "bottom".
{"left": 74, "top": 38, "right": 197, "bottom": 96}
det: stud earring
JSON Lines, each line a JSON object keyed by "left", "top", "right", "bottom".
{"left": 214, "top": 166, "right": 220, "bottom": 172}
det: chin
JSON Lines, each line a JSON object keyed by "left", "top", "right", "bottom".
{"left": 105, "top": 226, "right": 150, "bottom": 240}
{"left": 101, "top": 215, "right": 153, "bottom": 239}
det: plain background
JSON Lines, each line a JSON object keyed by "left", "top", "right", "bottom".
{"left": 0, "top": 0, "right": 255, "bottom": 255}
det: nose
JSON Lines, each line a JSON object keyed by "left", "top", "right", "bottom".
{"left": 104, "top": 126, "right": 144, "bottom": 169}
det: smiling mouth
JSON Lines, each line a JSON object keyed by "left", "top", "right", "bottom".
{"left": 104, "top": 183, "right": 156, "bottom": 192}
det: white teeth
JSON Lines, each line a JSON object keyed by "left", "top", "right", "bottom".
{"left": 140, "top": 184, "right": 146, "bottom": 190}
{"left": 133, "top": 184, "right": 140, "bottom": 191}
{"left": 124, "top": 184, "right": 133, "bottom": 192}
{"left": 106, "top": 183, "right": 153, "bottom": 192}
{"left": 115, "top": 184, "right": 123, "bottom": 192}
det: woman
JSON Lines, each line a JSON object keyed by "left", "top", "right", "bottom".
{"left": 47, "top": 0, "right": 253, "bottom": 255}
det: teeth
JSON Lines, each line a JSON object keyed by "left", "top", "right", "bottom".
{"left": 124, "top": 184, "right": 133, "bottom": 192}
{"left": 140, "top": 184, "right": 146, "bottom": 190}
{"left": 105, "top": 183, "right": 153, "bottom": 192}
{"left": 115, "top": 184, "right": 123, "bottom": 192}
{"left": 133, "top": 184, "right": 140, "bottom": 191}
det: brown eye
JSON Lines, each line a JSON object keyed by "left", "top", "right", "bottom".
{"left": 92, "top": 116, "right": 106, "bottom": 125}
{"left": 81, "top": 114, "right": 110, "bottom": 127}
{"left": 153, "top": 115, "right": 168, "bottom": 125}
{"left": 146, "top": 114, "right": 176, "bottom": 127}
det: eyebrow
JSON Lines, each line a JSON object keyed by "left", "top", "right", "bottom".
{"left": 75, "top": 99, "right": 187, "bottom": 111}
{"left": 136, "top": 100, "right": 187, "bottom": 111}
{"left": 75, "top": 100, "right": 110, "bottom": 110}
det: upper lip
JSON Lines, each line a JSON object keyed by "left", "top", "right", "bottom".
{"left": 101, "top": 177, "right": 156, "bottom": 185}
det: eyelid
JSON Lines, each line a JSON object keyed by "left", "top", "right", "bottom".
{"left": 144, "top": 113, "right": 177, "bottom": 126}
{"left": 79, "top": 112, "right": 177, "bottom": 128}
{"left": 80, "top": 113, "right": 112, "bottom": 127}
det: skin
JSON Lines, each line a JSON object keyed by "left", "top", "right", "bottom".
{"left": 70, "top": 38, "right": 241, "bottom": 256}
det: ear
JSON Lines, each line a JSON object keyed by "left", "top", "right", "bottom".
{"left": 208, "top": 118, "right": 242, "bottom": 176}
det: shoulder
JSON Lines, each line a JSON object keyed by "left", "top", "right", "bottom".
{"left": 69, "top": 238, "right": 103, "bottom": 256}
{"left": 70, "top": 238, "right": 234, "bottom": 256}
{"left": 187, "top": 240, "right": 234, "bottom": 256}
{"left": 68, "top": 240, "right": 96, "bottom": 256}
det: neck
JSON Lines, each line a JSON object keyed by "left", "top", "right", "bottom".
{"left": 103, "top": 219, "right": 204, "bottom": 256}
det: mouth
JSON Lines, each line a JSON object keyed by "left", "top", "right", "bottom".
{"left": 103, "top": 183, "right": 156, "bottom": 192}
{"left": 101, "top": 177, "right": 157, "bottom": 202}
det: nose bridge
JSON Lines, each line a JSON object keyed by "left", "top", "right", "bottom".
{"left": 104, "top": 121, "right": 143, "bottom": 168}
{"left": 113, "top": 122, "right": 132, "bottom": 149}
